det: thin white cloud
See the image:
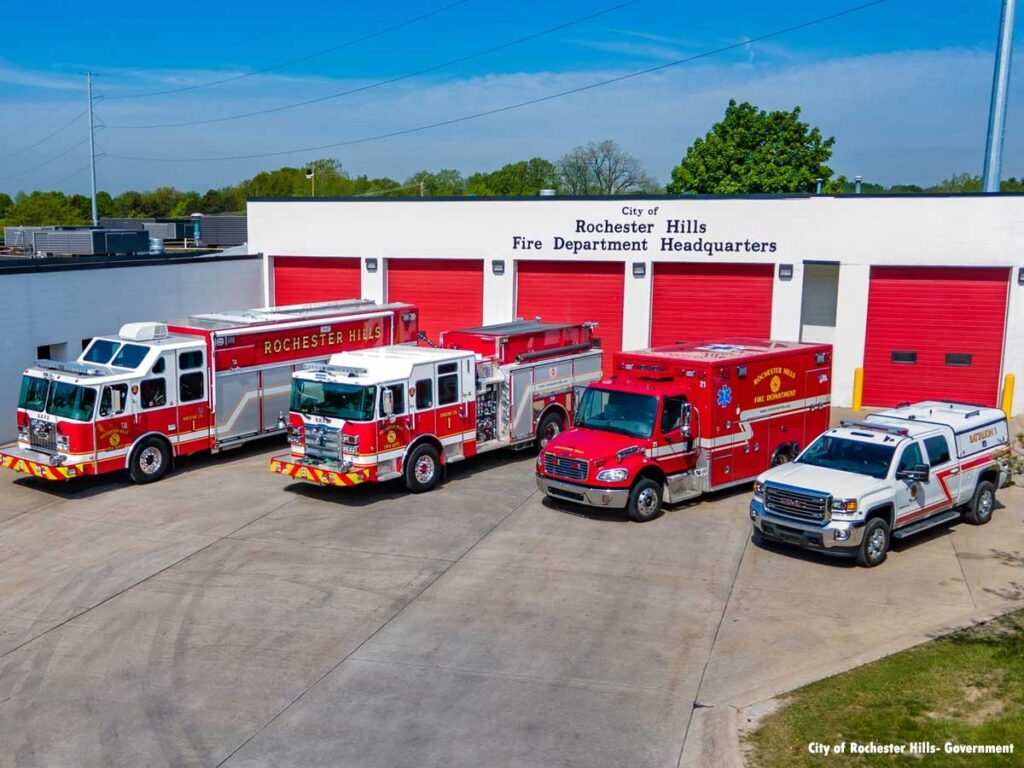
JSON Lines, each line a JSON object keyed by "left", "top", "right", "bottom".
{"left": 0, "top": 61, "right": 81, "bottom": 91}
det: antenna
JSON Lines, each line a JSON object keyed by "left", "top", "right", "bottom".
{"left": 86, "top": 73, "right": 99, "bottom": 226}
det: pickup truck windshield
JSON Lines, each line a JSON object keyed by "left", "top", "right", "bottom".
{"left": 291, "top": 379, "right": 377, "bottom": 421}
{"left": 796, "top": 435, "right": 895, "bottom": 480}
{"left": 575, "top": 387, "right": 657, "bottom": 438}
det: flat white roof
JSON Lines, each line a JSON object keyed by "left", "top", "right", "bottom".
{"left": 298, "top": 345, "right": 474, "bottom": 384}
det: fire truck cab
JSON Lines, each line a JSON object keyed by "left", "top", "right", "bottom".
{"left": 537, "top": 340, "right": 833, "bottom": 522}
{"left": 270, "top": 319, "right": 603, "bottom": 492}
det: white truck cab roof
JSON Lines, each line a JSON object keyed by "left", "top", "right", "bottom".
{"left": 298, "top": 345, "right": 475, "bottom": 386}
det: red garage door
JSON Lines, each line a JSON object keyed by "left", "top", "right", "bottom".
{"left": 651, "top": 263, "right": 774, "bottom": 346}
{"left": 517, "top": 261, "right": 624, "bottom": 374}
{"left": 387, "top": 259, "right": 483, "bottom": 344}
{"left": 863, "top": 267, "right": 1008, "bottom": 407}
{"left": 273, "top": 256, "right": 361, "bottom": 306}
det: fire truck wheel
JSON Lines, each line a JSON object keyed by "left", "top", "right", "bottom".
{"left": 964, "top": 480, "right": 996, "bottom": 525}
{"left": 856, "top": 517, "right": 890, "bottom": 567}
{"left": 627, "top": 477, "right": 663, "bottom": 523}
{"left": 405, "top": 443, "right": 441, "bottom": 493}
{"left": 129, "top": 437, "right": 171, "bottom": 484}
{"left": 536, "top": 411, "right": 565, "bottom": 451}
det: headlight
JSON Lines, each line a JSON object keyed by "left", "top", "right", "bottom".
{"left": 753, "top": 480, "right": 764, "bottom": 496}
{"left": 341, "top": 434, "right": 359, "bottom": 454}
{"left": 286, "top": 425, "right": 304, "bottom": 445}
{"left": 596, "top": 468, "right": 629, "bottom": 483}
{"left": 57, "top": 435, "right": 69, "bottom": 450}
{"left": 17, "top": 425, "right": 28, "bottom": 439}
{"left": 830, "top": 498, "right": 858, "bottom": 513}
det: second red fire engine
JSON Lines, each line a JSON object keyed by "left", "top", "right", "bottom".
{"left": 270, "top": 320, "right": 602, "bottom": 491}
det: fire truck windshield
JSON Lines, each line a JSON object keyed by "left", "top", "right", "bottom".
{"left": 290, "top": 379, "right": 377, "bottom": 422}
{"left": 796, "top": 435, "right": 895, "bottom": 480}
{"left": 82, "top": 338, "right": 121, "bottom": 364}
{"left": 18, "top": 375, "right": 97, "bottom": 421}
{"left": 574, "top": 387, "right": 657, "bottom": 439}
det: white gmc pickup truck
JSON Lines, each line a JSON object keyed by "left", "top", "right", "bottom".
{"left": 750, "top": 401, "right": 1010, "bottom": 567}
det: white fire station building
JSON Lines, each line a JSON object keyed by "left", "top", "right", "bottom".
{"left": 248, "top": 194, "right": 1024, "bottom": 414}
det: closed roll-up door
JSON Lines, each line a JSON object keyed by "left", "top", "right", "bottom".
{"left": 651, "top": 263, "right": 774, "bottom": 346}
{"left": 863, "top": 266, "right": 1008, "bottom": 407}
{"left": 273, "top": 256, "right": 361, "bottom": 306}
{"left": 387, "top": 259, "right": 483, "bottom": 344}
{"left": 516, "top": 261, "right": 624, "bottom": 374}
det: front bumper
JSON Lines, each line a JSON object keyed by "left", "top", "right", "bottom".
{"left": 750, "top": 497, "right": 865, "bottom": 555}
{"left": 536, "top": 474, "right": 629, "bottom": 509}
{"left": 270, "top": 454, "right": 372, "bottom": 487}
{"left": 0, "top": 445, "right": 88, "bottom": 480}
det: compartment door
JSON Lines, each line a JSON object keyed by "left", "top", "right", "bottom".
{"left": 215, "top": 370, "right": 260, "bottom": 442}
{"left": 260, "top": 365, "right": 295, "bottom": 435}
{"left": 509, "top": 367, "right": 535, "bottom": 442}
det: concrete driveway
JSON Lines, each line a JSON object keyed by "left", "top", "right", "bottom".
{"left": 0, "top": 435, "right": 1021, "bottom": 768}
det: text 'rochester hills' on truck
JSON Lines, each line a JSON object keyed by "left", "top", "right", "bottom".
{"left": 270, "top": 320, "right": 602, "bottom": 492}
{"left": 750, "top": 401, "right": 1011, "bottom": 567}
{"left": 536, "top": 340, "right": 832, "bottom": 521}
{"left": 1, "top": 299, "right": 418, "bottom": 483}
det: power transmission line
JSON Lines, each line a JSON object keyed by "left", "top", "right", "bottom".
{"left": 106, "top": 0, "right": 890, "bottom": 164}
{"left": 104, "top": 0, "right": 475, "bottom": 101}
{"left": 0, "top": 137, "right": 90, "bottom": 180}
{"left": 0, "top": 109, "right": 87, "bottom": 163}
{"left": 105, "top": 0, "right": 640, "bottom": 129}
{"left": 0, "top": 89, "right": 82, "bottom": 142}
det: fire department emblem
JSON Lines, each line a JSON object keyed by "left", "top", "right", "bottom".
{"left": 770, "top": 375, "right": 782, "bottom": 394}
{"left": 109, "top": 433, "right": 121, "bottom": 448}
{"left": 716, "top": 385, "right": 732, "bottom": 408}
{"left": 386, "top": 429, "right": 397, "bottom": 445}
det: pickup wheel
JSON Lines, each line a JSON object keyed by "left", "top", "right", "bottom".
{"left": 857, "top": 517, "right": 890, "bottom": 568}
{"left": 627, "top": 477, "right": 663, "bottom": 523}
{"left": 964, "top": 480, "right": 996, "bottom": 525}
{"left": 128, "top": 436, "right": 171, "bottom": 484}
{"left": 404, "top": 443, "right": 441, "bottom": 494}
{"left": 536, "top": 411, "right": 565, "bottom": 451}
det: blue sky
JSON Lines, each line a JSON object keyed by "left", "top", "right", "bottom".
{"left": 0, "top": 0, "right": 1020, "bottom": 194}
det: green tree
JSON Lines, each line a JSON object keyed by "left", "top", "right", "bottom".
{"left": 0, "top": 192, "right": 13, "bottom": 219}
{"left": 927, "top": 172, "right": 982, "bottom": 193}
{"left": 557, "top": 140, "right": 658, "bottom": 195}
{"left": 404, "top": 169, "right": 466, "bottom": 196}
{"left": 3, "top": 191, "right": 91, "bottom": 225}
{"left": 466, "top": 158, "right": 559, "bottom": 196}
{"left": 668, "top": 100, "right": 835, "bottom": 194}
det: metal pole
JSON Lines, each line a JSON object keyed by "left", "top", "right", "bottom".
{"left": 982, "top": 0, "right": 1016, "bottom": 193}
{"left": 855, "top": 175, "right": 862, "bottom": 195}
{"left": 86, "top": 72, "right": 98, "bottom": 225}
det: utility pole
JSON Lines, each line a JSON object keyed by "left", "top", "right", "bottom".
{"left": 982, "top": 0, "right": 1016, "bottom": 193}
{"left": 86, "top": 72, "right": 98, "bottom": 225}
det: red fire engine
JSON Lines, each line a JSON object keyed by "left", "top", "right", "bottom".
{"left": 2, "top": 299, "right": 418, "bottom": 483}
{"left": 270, "top": 320, "right": 602, "bottom": 492}
{"left": 536, "top": 340, "right": 832, "bottom": 521}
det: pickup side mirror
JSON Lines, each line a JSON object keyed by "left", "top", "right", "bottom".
{"left": 382, "top": 388, "right": 394, "bottom": 417}
{"left": 896, "top": 462, "right": 930, "bottom": 483}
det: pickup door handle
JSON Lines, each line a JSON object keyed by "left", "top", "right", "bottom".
{"left": 949, "top": 468, "right": 960, "bottom": 475}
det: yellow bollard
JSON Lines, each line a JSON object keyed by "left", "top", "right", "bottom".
{"left": 1001, "top": 373, "right": 1015, "bottom": 418}
{"left": 852, "top": 367, "right": 864, "bottom": 412}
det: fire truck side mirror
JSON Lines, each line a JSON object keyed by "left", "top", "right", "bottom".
{"left": 111, "top": 388, "right": 123, "bottom": 413}
{"left": 382, "top": 387, "right": 395, "bottom": 417}
{"left": 681, "top": 404, "right": 692, "bottom": 436}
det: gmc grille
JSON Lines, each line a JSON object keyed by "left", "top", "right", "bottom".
{"left": 764, "top": 484, "right": 830, "bottom": 521}
{"left": 29, "top": 419, "right": 57, "bottom": 454}
{"left": 544, "top": 454, "right": 588, "bottom": 482}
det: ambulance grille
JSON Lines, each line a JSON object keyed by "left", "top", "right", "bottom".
{"left": 543, "top": 454, "right": 588, "bottom": 482}
{"left": 764, "top": 484, "right": 830, "bottom": 521}
{"left": 29, "top": 419, "right": 57, "bottom": 454}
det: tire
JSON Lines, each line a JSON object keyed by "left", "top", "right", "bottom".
{"left": 857, "top": 517, "right": 890, "bottom": 568}
{"left": 404, "top": 443, "right": 441, "bottom": 493}
{"left": 626, "top": 477, "right": 663, "bottom": 523}
{"left": 129, "top": 436, "right": 171, "bottom": 484}
{"left": 964, "top": 480, "right": 996, "bottom": 525}
{"left": 536, "top": 411, "right": 565, "bottom": 451}
{"left": 771, "top": 448, "right": 791, "bottom": 467}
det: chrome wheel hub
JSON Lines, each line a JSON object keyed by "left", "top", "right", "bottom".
{"left": 540, "top": 421, "right": 560, "bottom": 447}
{"left": 979, "top": 490, "right": 993, "bottom": 518}
{"left": 139, "top": 447, "right": 162, "bottom": 475}
{"left": 636, "top": 488, "right": 658, "bottom": 516}
{"left": 414, "top": 455, "right": 435, "bottom": 484}
{"left": 867, "top": 528, "right": 886, "bottom": 559}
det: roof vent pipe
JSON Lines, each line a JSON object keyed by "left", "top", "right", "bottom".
{"left": 538, "top": 189, "right": 556, "bottom": 197}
